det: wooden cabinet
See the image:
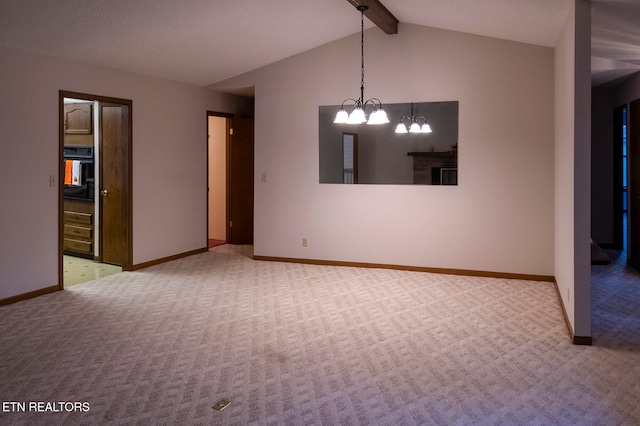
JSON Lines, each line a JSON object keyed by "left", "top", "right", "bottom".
{"left": 64, "top": 103, "right": 93, "bottom": 135}
{"left": 64, "top": 199, "right": 94, "bottom": 258}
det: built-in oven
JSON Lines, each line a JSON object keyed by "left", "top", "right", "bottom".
{"left": 63, "top": 145, "right": 95, "bottom": 200}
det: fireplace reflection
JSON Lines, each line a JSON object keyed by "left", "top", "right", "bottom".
{"left": 407, "top": 151, "right": 458, "bottom": 185}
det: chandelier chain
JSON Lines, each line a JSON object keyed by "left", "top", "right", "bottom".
{"left": 333, "top": 4, "right": 388, "bottom": 125}
{"left": 360, "top": 7, "right": 365, "bottom": 104}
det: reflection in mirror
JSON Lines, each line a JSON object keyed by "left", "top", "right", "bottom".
{"left": 342, "top": 133, "right": 358, "bottom": 184}
{"left": 319, "top": 101, "right": 458, "bottom": 185}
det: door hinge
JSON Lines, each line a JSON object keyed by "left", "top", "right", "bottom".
{"left": 229, "top": 128, "right": 234, "bottom": 136}
{"left": 229, "top": 221, "right": 233, "bottom": 228}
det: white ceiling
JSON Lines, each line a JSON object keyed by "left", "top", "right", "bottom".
{"left": 0, "top": 0, "right": 638, "bottom": 92}
{"left": 591, "top": 0, "right": 640, "bottom": 86}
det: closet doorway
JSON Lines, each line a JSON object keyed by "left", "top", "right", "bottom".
{"left": 59, "top": 91, "right": 132, "bottom": 289}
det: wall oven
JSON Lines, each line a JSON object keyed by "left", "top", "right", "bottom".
{"left": 63, "top": 145, "right": 95, "bottom": 200}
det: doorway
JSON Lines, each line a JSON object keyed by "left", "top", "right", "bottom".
{"left": 59, "top": 91, "right": 132, "bottom": 289}
{"left": 207, "top": 112, "right": 254, "bottom": 247}
{"left": 208, "top": 113, "right": 231, "bottom": 248}
{"left": 626, "top": 98, "right": 640, "bottom": 268}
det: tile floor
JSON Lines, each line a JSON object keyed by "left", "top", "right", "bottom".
{"left": 63, "top": 255, "right": 122, "bottom": 287}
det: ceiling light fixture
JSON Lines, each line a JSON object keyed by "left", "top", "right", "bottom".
{"left": 395, "top": 103, "right": 432, "bottom": 134}
{"left": 334, "top": 5, "right": 389, "bottom": 125}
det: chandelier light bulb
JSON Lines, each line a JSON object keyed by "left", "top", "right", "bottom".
{"left": 334, "top": 108, "right": 349, "bottom": 124}
{"left": 395, "top": 122, "right": 408, "bottom": 133}
{"left": 367, "top": 108, "right": 390, "bottom": 125}
{"left": 409, "top": 121, "right": 421, "bottom": 133}
{"left": 347, "top": 107, "right": 367, "bottom": 124}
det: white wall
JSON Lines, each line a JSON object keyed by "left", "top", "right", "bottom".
{"left": 215, "top": 23, "right": 556, "bottom": 276}
{"left": 554, "top": 0, "right": 591, "bottom": 339}
{"left": 0, "top": 46, "right": 251, "bottom": 301}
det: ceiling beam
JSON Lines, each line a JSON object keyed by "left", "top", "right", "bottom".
{"left": 345, "top": 0, "right": 398, "bottom": 34}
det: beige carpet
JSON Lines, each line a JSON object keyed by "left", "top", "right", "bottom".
{"left": 0, "top": 244, "right": 639, "bottom": 425}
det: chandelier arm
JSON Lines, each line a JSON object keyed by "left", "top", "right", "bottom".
{"left": 340, "top": 98, "right": 360, "bottom": 109}
{"left": 365, "top": 98, "right": 383, "bottom": 107}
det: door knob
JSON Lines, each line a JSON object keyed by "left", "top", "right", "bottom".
{"left": 101, "top": 189, "right": 108, "bottom": 197}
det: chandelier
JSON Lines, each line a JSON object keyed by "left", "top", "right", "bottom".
{"left": 394, "top": 103, "right": 432, "bottom": 133}
{"left": 334, "top": 5, "right": 389, "bottom": 125}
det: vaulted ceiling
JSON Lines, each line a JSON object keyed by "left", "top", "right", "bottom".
{"left": 0, "top": 0, "right": 638, "bottom": 92}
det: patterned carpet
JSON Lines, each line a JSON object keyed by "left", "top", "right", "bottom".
{"left": 0, "top": 244, "right": 639, "bottom": 425}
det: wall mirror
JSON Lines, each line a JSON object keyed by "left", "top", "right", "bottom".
{"left": 319, "top": 101, "right": 458, "bottom": 185}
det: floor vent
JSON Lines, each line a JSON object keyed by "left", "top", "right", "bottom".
{"left": 212, "top": 400, "right": 231, "bottom": 411}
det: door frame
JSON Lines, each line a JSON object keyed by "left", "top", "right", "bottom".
{"left": 58, "top": 91, "right": 133, "bottom": 290}
{"left": 207, "top": 111, "right": 233, "bottom": 246}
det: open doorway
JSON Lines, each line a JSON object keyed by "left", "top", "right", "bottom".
{"left": 627, "top": 99, "right": 640, "bottom": 269}
{"left": 59, "top": 91, "right": 132, "bottom": 289}
{"left": 208, "top": 112, "right": 231, "bottom": 248}
{"left": 207, "top": 112, "right": 254, "bottom": 247}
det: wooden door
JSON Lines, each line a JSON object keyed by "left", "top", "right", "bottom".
{"left": 100, "top": 104, "right": 126, "bottom": 265}
{"left": 64, "top": 103, "right": 93, "bottom": 134}
{"left": 628, "top": 99, "right": 640, "bottom": 268}
{"left": 228, "top": 117, "right": 254, "bottom": 244}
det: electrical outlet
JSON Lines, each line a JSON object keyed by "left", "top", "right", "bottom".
{"left": 261, "top": 172, "right": 267, "bottom": 183}
{"left": 49, "top": 175, "right": 57, "bottom": 187}
{"left": 302, "top": 238, "right": 308, "bottom": 247}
